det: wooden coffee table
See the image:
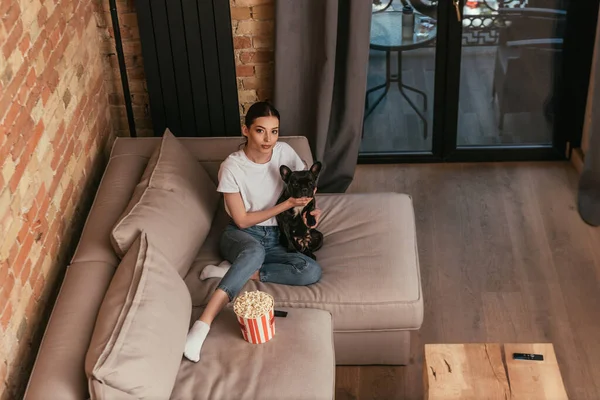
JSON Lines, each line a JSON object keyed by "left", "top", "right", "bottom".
{"left": 424, "top": 343, "right": 568, "bottom": 399}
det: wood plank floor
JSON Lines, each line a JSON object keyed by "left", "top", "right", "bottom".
{"left": 336, "top": 161, "right": 600, "bottom": 399}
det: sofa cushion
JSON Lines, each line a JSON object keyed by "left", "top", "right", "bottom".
{"left": 111, "top": 129, "right": 219, "bottom": 277}
{"left": 85, "top": 233, "right": 191, "bottom": 400}
{"left": 170, "top": 307, "right": 334, "bottom": 400}
{"left": 185, "top": 192, "right": 423, "bottom": 332}
{"left": 108, "top": 136, "right": 314, "bottom": 186}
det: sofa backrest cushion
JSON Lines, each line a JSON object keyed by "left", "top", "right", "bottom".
{"left": 108, "top": 136, "right": 315, "bottom": 186}
{"left": 85, "top": 233, "right": 191, "bottom": 399}
{"left": 110, "top": 129, "right": 220, "bottom": 277}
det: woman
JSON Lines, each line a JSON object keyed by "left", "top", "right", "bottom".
{"left": 184, "top": 102, "right": 323, "bottom": 362}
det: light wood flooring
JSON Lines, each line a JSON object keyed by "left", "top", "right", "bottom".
{"left": 361, "top": 46, "right": 554, "bottom": 153}
{"left": 336, "top": 161, "right": 600, "bottom": 399}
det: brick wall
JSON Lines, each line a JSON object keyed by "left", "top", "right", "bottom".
{"left": 95, "top": 0, "right": 153, "bottom": 137}
{"left": 230, "top": 0, "right": 275, "bottom": 117}
{"left": 100, "top": 0, "right": 276, "bottom": 136}
{"left": 0, "top": 0, "right": 113, "bottom": 397}
{"left": 0, "top": 0, "right": 273, "bottom": 397}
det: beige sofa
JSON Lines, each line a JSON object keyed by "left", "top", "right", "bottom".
{"left": 24, "top": 135, "right": 423, "bottom": 400}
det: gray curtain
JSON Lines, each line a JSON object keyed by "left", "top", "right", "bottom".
{"left": 578, "top": 9, "right": 600, "bottom": 226}
{"left": 273, "top": 0, "right": 371, "bottom": 193}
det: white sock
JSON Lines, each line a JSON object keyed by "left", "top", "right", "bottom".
{"left": 184, "top": 321, "right": 210, "bottom": 362}
{"left": 199, "top": 260, "right": 231, "bottom": 280}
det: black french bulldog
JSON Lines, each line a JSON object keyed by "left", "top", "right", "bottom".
{"left": 276, "top": 162, "right": 324, "bottom": 260}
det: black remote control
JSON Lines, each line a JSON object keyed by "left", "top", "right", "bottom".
{"left": 513, "top": 353, "right": 544, "bottom": 361}
{"left": 274, "top": 310, "right": 288, "bottom": 318}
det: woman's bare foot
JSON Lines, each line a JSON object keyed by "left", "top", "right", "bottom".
{"left": 250, "top": 270, "right": 260, "bottom": 281}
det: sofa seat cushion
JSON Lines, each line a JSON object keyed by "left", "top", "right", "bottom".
{"left": 170, "top": 307, "right": 334, "bottom": 400}
{"left": 185, "top": 192, "right": 423, "bottom": 332}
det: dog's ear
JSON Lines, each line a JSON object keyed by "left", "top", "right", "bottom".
{"left": 310, "top": 161, "right": 322, "bottom": 177}
{"left": 280, "top": 165, "right": 292, "bottom": 183}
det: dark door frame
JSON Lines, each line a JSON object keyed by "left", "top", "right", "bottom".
{"left": 359, "top": 0, "right": 599, "bottom": 164}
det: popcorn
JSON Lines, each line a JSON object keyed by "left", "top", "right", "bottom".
{"left": 233, "top": 290, "right": 275, "bottom": 319}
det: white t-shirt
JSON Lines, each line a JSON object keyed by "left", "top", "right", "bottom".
{"left": 217, "top": 142, "right": 307, "bottom": 226}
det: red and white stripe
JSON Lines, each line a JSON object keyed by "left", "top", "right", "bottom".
{"left": 237, "top": 308, "right": 276, "bottom": 344}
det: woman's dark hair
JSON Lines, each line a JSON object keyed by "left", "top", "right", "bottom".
{"left": 244, "top": 101, "right": 280, "bottom": 128}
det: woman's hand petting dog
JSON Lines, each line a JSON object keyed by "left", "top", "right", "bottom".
{"left": 285, "top": 197, "right": 312, "bottom": 208}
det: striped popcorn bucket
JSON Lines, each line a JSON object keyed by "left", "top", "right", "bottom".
{"left": 233, "top": 291, "right": 276, "bottom": 344}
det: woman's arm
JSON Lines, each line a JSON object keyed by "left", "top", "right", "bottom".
{"left": 224, "top": 192, "right": 311, "bottom": 229}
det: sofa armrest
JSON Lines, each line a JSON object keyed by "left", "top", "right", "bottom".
{"left": 24, "top": 261, "right": 115, "bottom": 400}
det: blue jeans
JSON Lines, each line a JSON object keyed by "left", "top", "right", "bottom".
{"left": 217, "top": 223, "right": 322, "bottom": 300}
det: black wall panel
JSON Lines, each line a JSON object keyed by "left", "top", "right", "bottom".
{"left": 135, "top": 0, "right": 240, "bottom": 137}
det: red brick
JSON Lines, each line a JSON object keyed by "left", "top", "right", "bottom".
{"left": 0, "top": 303, "right": 13, "bottom": 330}
{"left": 19, "top": 34, "right": 30, "bottom": 55}
{"left": 2, "top": 19, "right": 23, "bottom": 59}
{"left": 236, "top": 65, "right": 254, "bottom": 77}
{"left": 9, "top": 116, "right": 34, "bottom": 163}
{"left": 239, "top": 50, "right": 273, "bottom": 64}
{"left": 31, "top": 254, "right": 44, "bottom": 282}
{"left": 252, "top": 35, "right": 273, "bottom": 49}
{"left": 24, "top": 201, "right": 39, "bottom": 225}
{"left": 17, "top": 81, "right": 30, "bottom": 104}
{"left": 42, "top": 41, "right": 52, "bottom": 62}
{"left": 0, "top": 0, "right": 13, "bottom": 18}
{"left": 27, "top": 29, "right": 47, "bottom": 61}
{"left": 50, "top": 137, "right": 66, "bottom": 170}
{"left": 25, "top": 120, "right": 44, "bottom": 155}
{"left": 44, "top": 69, "right": 59, "bottom": 92}
{"left": 34, "top": 184, "right": 46, "bottom": 208}
{"left": 257, "top": 88, "right": 272, "bottom": 101}
{"left": 45, "top": 7, "right": 62, "bottom": 33}
{"left": 17, "top": 220, "right": 30, "bottom": 244}
{"left": 41, "top": 86, "right": 51, "bottom": 105}
{"left": 233, "top": 36, "right": 252, "bottom": 50}
{"left": 0, "top": 62, "right": 28, "bottom": 114}
{"left": 33, "top": 274, "right": 45, "bottom": 301}
{"left": 251, "top": 4, "right": 274, "bottom": 19}
{"left": 25, "top": 68, "right": 36, "bottom": 88}
{"left": 230, "top": 7, "right": 251, "bottom": 20}
{"left": 8, "top": 241, "right": 20, "bottom": 266}
{"left": 9, "top": 153, "right": 29, "bottom": 192}
{"left": 48, "top": 157, "right": 67, "bottom": 199}
{"left": 25, "top": 84, "right": 42, "bottom": 110}
{"left": 14, "top": 233, "right": 34, "bottom": 274}
{"left": 3, "top": 102, "right": 22, "bottom": 127}
{"left": 0, "top": 272, "right": 14, "bottom": 306}
{"left": 37, "top": 6, "right": 48, "bottom": 26}
{"left": 60, "top": 182, "right": 74, "bottom": 210}
{"left": 3, "top": 4, "right": 21, "bottom": 34}
{"left": 49, "top": 26, "right": 61, "bottom": 48}
{"left": 0, "top": 132, "right": 16, "bottom": 165}
{"left": 20, "top": 259, "right": 32, "bottom": 283}
{"left": 0, "top": 261, "right": 8, "bottom": 287}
